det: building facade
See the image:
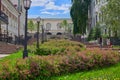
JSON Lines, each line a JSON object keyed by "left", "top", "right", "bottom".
{"left": 0, "top": 0, "right": 25, "bottom": 41}
{"left": 10, "top": 0, "right": 26, "bottom": 36}
{"left": 29, "top": 18, "right": 73, "bottom": 35}
{"left": 90, "top": 0, "right": 107, "bottom": 28}
{"left": 88, "top": 0, "right": 108, "bottom": 37}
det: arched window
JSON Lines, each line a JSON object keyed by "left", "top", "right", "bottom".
{"left": 46, "top": 23, "right": 51, "bottom": 31}
{"left": 57, "top": 23, "right": 62, "bottom": 30}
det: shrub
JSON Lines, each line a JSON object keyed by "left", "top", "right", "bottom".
{"left": 34, "top": 39, "right": 85, "bottom": 55}
{"left": 0, "top": 48, "right": 120, "bottom": 79}
{"left": 88, "top": 24, "right": 102, "bottom": 41}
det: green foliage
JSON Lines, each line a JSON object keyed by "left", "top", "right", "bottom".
{"left": 52, "top": 63, "right": 120, "bottom": 80}
{"left": 70, "top": 0, "right": 91, "bottom": 35}
{"left": 67, "top": 23, "right": 73, "bottom": 33}
{"left": 60, "top": 20, "right": 71, "bottom": 33}
{"left": 34, "top": 39, "right": 85, "bottom": 55}
{"left": 88, "top": 24, "right": 101, "bottom": 41}
{"left": 0, "top": 48, "right": 120, "bottom": 79}
{"left": 94, "top": 25, "right": 101, "bottom": 40}
{"left": 101, "top": 0, "right": 120, "bottom": 37}
{"left": 28, "top": 20, "right": 35, "bottom": 33}
{"left": 87, "top": 28, "right": 95, "bottom": 41}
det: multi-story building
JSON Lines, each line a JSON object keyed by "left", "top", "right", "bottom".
{"left": 10, "top": 0, "right": 26, "bottom": 36}
{"left": 89, "top": 0, "right": 107, "bottom": 28}
{"left": 28, "top": 18, "right": 73, "bottom": 35}
{"left": 0, "top": 0, "right": 25, "bottom": 41}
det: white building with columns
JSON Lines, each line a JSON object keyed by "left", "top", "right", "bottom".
{"left": 28, "top": 18, "right": 73, "bottom": 35}
{"left": 10, "top": 0, "right": 26, "bottom": 36}
{"left": 89, "top": 0, "right": 107, "bottom": 28}
{"left": 0, "top": 0, "right": 25, "bottom": 41}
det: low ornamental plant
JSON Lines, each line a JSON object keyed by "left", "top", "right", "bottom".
{"left": 0, "top": 48, "right": 120, "bottom": 79}
{"left": 34, "top": 39, "right": 85, "bottom": 55}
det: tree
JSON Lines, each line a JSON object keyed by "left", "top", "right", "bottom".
{"left": 87, "top": 27, "right": 95, "bottom": 41}
{"left": 28, "top": 20, "right": 35, "bottom": 33}
{"left": 87, "top": 24, "right": 101, "bottom": 41}
{"left": 68, "top": 23, "right": 73, "bottom": 33}
{"left": 101, "top": 0, "right": 120, "bottom": 37}
{"left": 60, "top": 20, "right": 68, "bottom": 33}
{"left": 70, "top": 0, "right": 91, "bottom": 36}
{"left": 94, "top": 24, "right": 101, "bottom": 40}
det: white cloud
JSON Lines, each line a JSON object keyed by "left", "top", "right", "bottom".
{"left": 44, "top": 2, "right": 71, "bottom": 11}
{"left": 41, "top": 11, "right": 60, "bottom": 15}
{"left": 31, "top": 0, "right": 53, "bottom": 6}
{"left": 31, "top": 0, "right": 71, "bottom": 16}
{"left": 63, "top": 10, "right": 70, "bottom": 14}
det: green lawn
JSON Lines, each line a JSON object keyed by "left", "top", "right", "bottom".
{"left": 0, "top": 50, "right": 34, "bottom": 62}
{"left": 0, "top": 50, "right": 34, "bottom": 69}
{"left": 51, "top": 63, "right": 120, "bottom": 80}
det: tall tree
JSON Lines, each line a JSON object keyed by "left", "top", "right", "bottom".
{"left": 101, "top": 0, "right": 120, "bottom": 37}
{"left": 60, "top": 20, "right": 68, "bottom": 32}
{"left": 70, "top": 0, "right": 91, "bottom": 36}
{"left": 28, "top": 20, "right": 35, "bottom": 33}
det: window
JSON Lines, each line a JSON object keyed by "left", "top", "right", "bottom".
{"left": 46, "top": 23, "right": 51, "bottom": 31}
{"left": 57, "top": 23, "right": 62, "bottom": 30}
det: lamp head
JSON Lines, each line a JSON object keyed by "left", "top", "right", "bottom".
{"left": 36, "top": 17, "right": 41, "bottom": 23}
{"left": 24, "top": 0, "right": 32, "bottom": 10}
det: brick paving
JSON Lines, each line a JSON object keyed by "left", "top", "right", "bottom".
{"left": 0, "top": 42, "right": 22, "bottom": 54}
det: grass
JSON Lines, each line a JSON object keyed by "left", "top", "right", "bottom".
{"left": 0, "top": 50, "right": 34, "bottom": 62}
{"left": 51, "top": 63, "right": 120, "bottom": 80}
{"left": 0, "top": 50, "right": 35, "bottom": 70}
{"left": 112, "top": 45, "right": 120, "bottom": 49}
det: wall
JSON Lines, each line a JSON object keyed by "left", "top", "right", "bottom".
{"left": 28, "top": 18, "right": 73, "bottom": 35}
{"left": 1, "top": 0, "right": 19, "bottom": 39}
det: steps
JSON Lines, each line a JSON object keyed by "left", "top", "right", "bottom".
{"left": 0, "top": 42, "right": 22, "bottom": 54}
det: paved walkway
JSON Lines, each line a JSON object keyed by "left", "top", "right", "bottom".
{"left": 0, "top": 54, "right": 9, "bottom": 58}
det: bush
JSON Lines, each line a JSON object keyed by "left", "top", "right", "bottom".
{"left": 34, "top": 39, "right": 85, "bottom": 55}
{"left": 88, "top": 24, "right": 102, "bottom": 41}
{"left": 0, "top": 48, "right": 120, "bottom": 79}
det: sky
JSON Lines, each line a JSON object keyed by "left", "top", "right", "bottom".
{"left": 28, "top": 0, "right": 72, "bottom": 18}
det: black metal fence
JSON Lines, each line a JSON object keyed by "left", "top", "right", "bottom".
{"left": 110, "top": 37, "right": 120, "bottom": 45}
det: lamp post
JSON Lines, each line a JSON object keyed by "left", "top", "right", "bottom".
{"left": 36, "top": 17, "right": 41, "bottom": 49}
{"left": 23, "top": 0, "right": 32, "bottom": 59}
{"left": 41, "top": 19, "right": 44, "bottom": 44}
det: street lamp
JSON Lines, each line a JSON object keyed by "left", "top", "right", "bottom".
{"left": 36, "top": 17, "right": 41, "bottom": 49}
{"left": 23, "top": 0, "right": 32, "bottom": 59}
{"left": 41, "top": 19, "right": 44, "bottom": 44}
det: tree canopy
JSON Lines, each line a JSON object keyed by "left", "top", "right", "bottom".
{"left": 70, "top": 0, "right": 91, "bottom": 35}
{"left": 60, "top": 20, "right": 68, "bottom": 32}
{"left": 28, "top": 20, "right": 35, "bottom": 33}
{"left": 101, "top": 0, "right": 120, "bottom": 37}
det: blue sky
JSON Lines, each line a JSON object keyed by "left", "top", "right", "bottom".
{"left": 28, "top": 0, "right": 72, "bottom": 18}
